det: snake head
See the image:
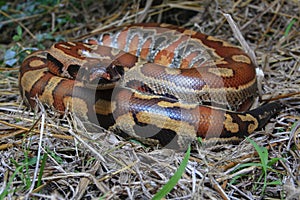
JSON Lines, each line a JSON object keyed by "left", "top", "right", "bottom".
{"left": 79, "top": 50, "right": 137, "bottom": 88}
{"left": 89, "top": 62, "right": 125, "bottom": 83}
{"left": 75, "top": 59, "right": 125, "bottom": 89}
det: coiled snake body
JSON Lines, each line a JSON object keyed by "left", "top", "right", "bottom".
{"left": 19, "top": 23, "right": 280, "bottom": 149}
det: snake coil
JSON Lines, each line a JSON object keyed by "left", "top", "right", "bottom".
{"left": 19, "top": 23, "right": 281, "bottom": 149}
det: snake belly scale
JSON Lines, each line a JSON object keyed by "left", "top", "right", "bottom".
{"left": 19, "top": 23, "right": 281, "bottom": 149}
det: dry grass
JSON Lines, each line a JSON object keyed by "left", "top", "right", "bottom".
{"left": 0, "top": 0, "right": 299, "bottom": 199}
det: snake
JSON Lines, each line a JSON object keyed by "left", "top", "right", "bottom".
{"left": 19, "top": 23, "right": 281, "bottom": 149}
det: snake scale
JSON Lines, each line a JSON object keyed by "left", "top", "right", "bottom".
{"left": 19, "top": 23, "right": 281, "bottom": 149}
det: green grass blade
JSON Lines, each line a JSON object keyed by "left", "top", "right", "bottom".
{"left": 0, "top": 165, "right": 22, "bottom": 199}
{"left": 247, "top": 138, "right": 268, "bottom": 173}
{"left": 233, "top": 162, "right": 262, "bottom": 171}
{"left": 37, "top": 154, "right": 48, "bottom": 187}
{"left": 247, "top": 138, "right": 269, "bottom": 194}
{"left": 267, "top": 180, "right": 282, "bottom": 185}
{"left": 267, "top": 157, "right": 282, "bottom": 167}
{"left": 152, "top": 145, "right": 191, "bottom": 200}
{"left": 284, "top": 18, "right": 297, "bottom": 37}
{"left": 24, "top": 150, "right": 32, "bottom": 189}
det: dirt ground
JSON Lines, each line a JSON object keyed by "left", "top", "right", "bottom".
{"left": 0, "top": 1, "right": 299, "bottom": 199}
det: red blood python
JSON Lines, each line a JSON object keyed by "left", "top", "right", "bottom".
{"left": 19, "top": 23, "right": 280, "bottom": 149}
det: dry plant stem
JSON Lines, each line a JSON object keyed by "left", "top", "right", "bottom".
{"left": 216, "top": 165, "right": 257, "bottom": 182}
{"left": 106, "top": 153, "right": 137, "bottom": 174}
{"left": 0, "top": 129, "right": 27, "bottom": 140}
{"left": 259, "top": 1, "right": 284, "bottom": 45}
{"left": 262, "top": 92, "right": 300, "bottom": 101}
{"left": 211, "top": 177, "right": 230, "bottom": 200}
{"left": 97, "top": 161, "right": 138, "bottom": 182}
{"left": 0, "top": 13, "right": 41, "bottom": 26}
{"left": 287, "top": 121, "right": 300, "bottom": 150}
{"left": 72, "top": 161, "right": 109, "bottom": 199}
{"left": 132, "top": 162, "right": 152, "bottom": 198}
{"left": 240, "top": 0, "right": 280, "bottom": 30}
{"left": 0, "top": 118, "right": 73, "bottom": 148}
{"left": 0, "top": 140, "right": 23, "bottom": 150}
{"left": 228, "top": 183, "right": 253, "bottom": 200}
{"left": 37, "top": 173, "right": 107, "bottom": 193}
{"left": 26, "top": 111, "right": 45, "bottom": 198}
{"left": 68, "top": 129, "right": 105, "bottom": 162}
{"left": 222, "top": 12, "right": 264, "bottom": 101}
{"left": 0, "top": 170, "right": 9, "bottom": 195}
{"left": 136, "top": 0, "right": 153, "bottom": 22}
{"left": 0, "top": 10, "right": 36, "bottom": 40}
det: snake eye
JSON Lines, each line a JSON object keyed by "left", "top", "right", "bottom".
{"left": 67, "top": 64, "right": 80, "bottom": 78}
{"left": 110, "top": 65, "right": 125, "bottom": 79}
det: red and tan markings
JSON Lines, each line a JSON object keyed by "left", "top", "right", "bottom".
{"left": 110, "top": 87, "right": 280, "bottom": 148}
{"left": 19, "top": 23, "right": 281, "bottom": 149}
